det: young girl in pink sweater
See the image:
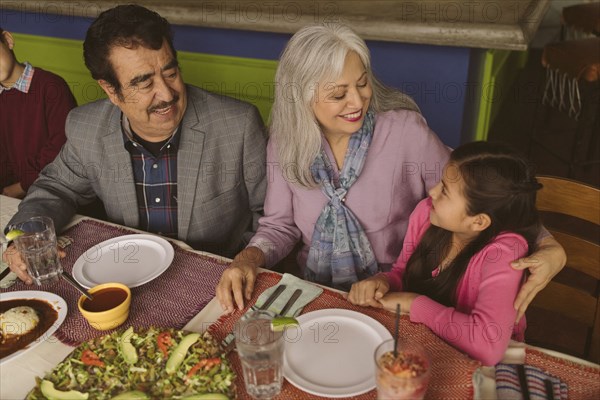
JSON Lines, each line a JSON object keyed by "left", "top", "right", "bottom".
{"left": 348, "top": 141, "right": 542, "bottom": 365}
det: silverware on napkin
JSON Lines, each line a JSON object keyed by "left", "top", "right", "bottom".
{"left": 222, "top": 284, "right": 287, "bottom": 353}
{"left": 0, "top": 266, "right": 11, "bottom": 282}
{"left": 252, "top": 284, "right": 287, "bottom": 312}
{"left": 279, "top": 289, "right": 302, "bottom": 316}
{"left": 0, "top": 269, "right": 94, "bottom": 300}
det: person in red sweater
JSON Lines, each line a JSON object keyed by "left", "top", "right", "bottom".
{"left": 0, "top": 27, "right": 76, "bottom": 198}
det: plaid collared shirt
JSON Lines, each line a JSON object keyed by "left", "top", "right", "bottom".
{"left": 122, "top": 116, "right": 179, "bottom": 238}
{"left": 0, "top": 62, "right": 34, "bottom": 94}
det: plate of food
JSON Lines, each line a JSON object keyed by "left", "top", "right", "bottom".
{"left": 1, "top": 291, "right": 67, "bottom": 364}
{"left": 25, "top": 326, "right": 235, "bottom": 399}
{"left": 72, "top": 234, "right": 175, "bottom": 288}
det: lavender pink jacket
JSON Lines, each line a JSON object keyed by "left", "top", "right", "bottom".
{"left": 385, "top": 198, "right": 528, "bottom": 366}
{"left": 248, "top": 109, "right": 451, "bottom": 271}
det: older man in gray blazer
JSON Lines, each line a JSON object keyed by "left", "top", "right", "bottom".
{"left": 5, "top": 5, "right": 266, "bottom": 284}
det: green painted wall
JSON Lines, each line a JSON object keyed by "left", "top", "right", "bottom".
{"left": 13, "top": 33, "right": 524, "bottom": 141}
{"left": 474, "top": 49, "right": 528, "bottom": 141}
{"left": 12, "top": 33, "right": 278, "bottom": 122}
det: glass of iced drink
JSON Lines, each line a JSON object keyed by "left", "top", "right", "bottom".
{"left": 234, "top": 310, "right": 284, "bottom": 399}
{"left": 374, "top": 338, "right": 430, "bottom": 400}
{"left": 11, "top": 216, "right": 62, "bottom": 285}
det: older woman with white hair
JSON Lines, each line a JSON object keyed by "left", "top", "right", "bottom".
{"left": 216, "top": 23, "right": 566, "bottom": 317}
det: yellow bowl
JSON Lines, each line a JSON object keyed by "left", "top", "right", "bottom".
{"left": 77, "top": 282, "right": 131, "bottom": 331}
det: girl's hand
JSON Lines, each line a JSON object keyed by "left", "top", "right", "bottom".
{"left": 511, "top": 236, "right": 566, "bottom": 322}
{"left": 378, "top": 292, "right": 420, "bottom": 313}
{"left": 347, "top": 273, "right": 390, "bottom": 308}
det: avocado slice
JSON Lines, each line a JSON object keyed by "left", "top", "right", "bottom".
{"left": 110, "top": 391, "right": 149, "bottom": 399}
{"left": 181, "top": 394, "right": 229, "bottom": 400}
{"left": 165, "top": 332, "right": 200, "bottom": 374}
{"left": 40, "top": 380, "right": 88, "bottom": 400}
{"left": 119, "top": 327, "right": 138, "bottom": 365}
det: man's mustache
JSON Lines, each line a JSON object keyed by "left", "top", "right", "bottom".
{"left": 148, "top": 94, "right": 180, "bottom": 113}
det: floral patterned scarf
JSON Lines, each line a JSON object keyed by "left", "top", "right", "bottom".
{"left": 305, "top": 111, "right": 378, "bottom": 290}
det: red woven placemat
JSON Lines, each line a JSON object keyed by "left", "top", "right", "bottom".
{"left": 208, "top": 272, "right": 481, "bottom": 400}
{"left": 1, "top": 219, "right": 229, "bottom": 346}
{"left": 525, "top": 348, "right": 600, "bottom": 399}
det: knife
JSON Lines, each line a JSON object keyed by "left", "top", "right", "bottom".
{"left": 253, "top": 284, "right": 286, "bottom": 311}
{"left": 223, "top": 284, "right": 287, "bottom": 353}
{"left": 0, "top": 241, "right": 15, "bottom": 281}
{"left": 0, "top": 266, "right": 10, "bottom": 282}
{"left": 279, "top": 289, "right": 302, "bottom": 316}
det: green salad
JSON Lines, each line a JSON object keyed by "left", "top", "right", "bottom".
{"left": 26, "top": 327, "right": 235, "bottom": 399}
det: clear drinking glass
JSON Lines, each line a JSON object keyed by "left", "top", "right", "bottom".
{"left": 11, "top": 216, "right": 62, "bottom": 285}
{"left": 374, "top": 338, "right": 431, "bottom": 400}
{"left": 234, "top": 310, "right": 284, "bottom": 399}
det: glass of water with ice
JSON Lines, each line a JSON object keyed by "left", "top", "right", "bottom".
{"left": 11, "top": 216, "right": 63, "bottom": 285}
{"left": 234, "top": 310, "right": 284, "bottom": 399}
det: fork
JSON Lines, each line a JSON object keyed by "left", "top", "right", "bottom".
{"left": 251, "top": 284, "right": 287, "bottom": 312}
{"left": 221, "top": 284, "right": 287, "bottom": 353}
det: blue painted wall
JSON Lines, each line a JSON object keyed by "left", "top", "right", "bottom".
{"left": 1, "top": 10, "right": 471, "bottom": 147}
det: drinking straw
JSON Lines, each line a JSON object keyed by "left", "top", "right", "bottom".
{"left": 394, "top": 304, "right": 400, "bottom": 358}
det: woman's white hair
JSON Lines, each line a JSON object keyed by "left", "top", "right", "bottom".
{"left": 270, "top": 23, "right": 420, "bottom": 188}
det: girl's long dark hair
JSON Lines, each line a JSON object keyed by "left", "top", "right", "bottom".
{"left": 402, "top": 141, "right": 542, "bottom": 306}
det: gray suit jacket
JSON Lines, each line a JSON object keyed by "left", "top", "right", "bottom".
{"left": 8, "top": 85, "right": 267, "bottom": 258}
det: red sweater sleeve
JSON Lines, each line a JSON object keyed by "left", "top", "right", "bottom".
{"left": 20, "top": 69, "right": 76, "bottom": 190}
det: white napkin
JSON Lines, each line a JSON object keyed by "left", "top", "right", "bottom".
{"left": 256, "top": 273, "right": 323, "bottom": 317}
{"left": 222, "top": 273, "right": 323, "bottom": 347}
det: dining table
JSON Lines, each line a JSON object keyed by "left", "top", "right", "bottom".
{"left": 1, "top": 194, "right": 599, "bottom": 400}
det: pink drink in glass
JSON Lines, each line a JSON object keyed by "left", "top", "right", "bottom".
{"left": 375, "top": 339, "right": 430, "bottom": 400}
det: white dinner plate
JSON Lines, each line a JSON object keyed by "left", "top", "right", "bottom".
{"left": 72, "top": 234, "right": 174, "bottom": 288}
{"left": 283, "top": 308, "right": 392, "bottom": 397}
{"left": 0, "top": 291, "right": 67, "bottom": 364}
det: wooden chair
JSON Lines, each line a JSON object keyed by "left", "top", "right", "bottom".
{"left": 525, "top": 175, "right": 600, "bottom": 363}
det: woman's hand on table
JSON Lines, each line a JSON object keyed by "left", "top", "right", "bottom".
{"left": 216, "top": 246, "right": 265, "bottom": 313}
{"left": 2, "top": 244, "right": 66, "bottom": 285}
{"left": 511, "top": 235, "right": 566, "bottom": 322}
{"left": 347, "top": 273, "right": 390, "bottom": 308}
